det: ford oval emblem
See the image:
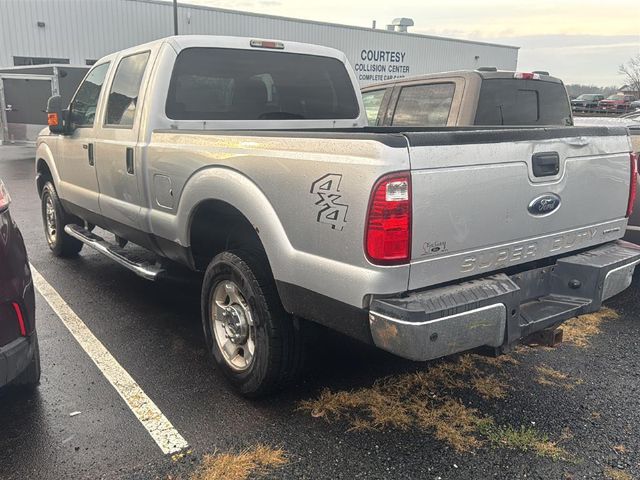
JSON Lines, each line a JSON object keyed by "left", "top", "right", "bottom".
{"left": 528, "top": 193, "right": 561, "bottom": 216}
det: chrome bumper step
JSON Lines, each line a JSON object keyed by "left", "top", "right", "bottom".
{"left": 64, "top": 224, "right": 165, "bottom": 281}
{"left": 369, "top": 240, "right": 640, "bottom": 362}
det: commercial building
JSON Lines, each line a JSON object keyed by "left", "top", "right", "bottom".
{"left": 0, "top": 0, "right": 519, "bottom": 142}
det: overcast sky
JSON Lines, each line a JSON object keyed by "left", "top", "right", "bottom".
{"left": 179, "top": 0, "right": 639, "bottom": 86}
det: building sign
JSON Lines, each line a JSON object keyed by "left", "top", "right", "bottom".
{"left": 353, "top": 49, "right": 411, "bottom": 83}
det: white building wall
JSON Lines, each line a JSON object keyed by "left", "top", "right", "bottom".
{"left": 0, "top": 0, "right": 519, "bottom": 85}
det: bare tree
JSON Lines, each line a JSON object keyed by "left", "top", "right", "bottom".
{"left": 619, "top": 54, "right": 640, "bottom": 94}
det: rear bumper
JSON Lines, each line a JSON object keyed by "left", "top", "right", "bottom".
{"left": 369, "top": 240, "right": 640, "bottom": 361}
{"left": 0, "top": 335, "right": 36, "bottom": 387}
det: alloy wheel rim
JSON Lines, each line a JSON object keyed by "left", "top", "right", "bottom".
{"left": 44, "top": 195, "right": 57, "bottom": 244}
{"left": 211, "top": 280, "right": 255, "bottom": 371}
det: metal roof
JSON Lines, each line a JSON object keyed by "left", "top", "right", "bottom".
{"left": 126, "top": 0, "right": 520, "bottom": 50}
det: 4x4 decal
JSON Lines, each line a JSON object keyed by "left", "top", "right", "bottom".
{"left": 310, "top": 174, "right": 349, "bottom": 231}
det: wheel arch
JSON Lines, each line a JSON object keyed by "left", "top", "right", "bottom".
{"left": 188, "top": 199, "right": 268, "bottom": 271}
{"left": 177, "top": 167, "right": 294, "bottom": 281}
{"left": 35, "top": 142, "right": 61, "bottom": 197}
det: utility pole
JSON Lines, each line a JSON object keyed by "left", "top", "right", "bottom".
{"left": 173, "top": 0, "right": 179, "bottom": 35}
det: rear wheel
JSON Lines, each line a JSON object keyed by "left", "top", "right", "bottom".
{"left": 201, "top": 250, "right": 304, "bottom": 397}
{"left": 41, "top": 181, "right": 83, "bottom": 257}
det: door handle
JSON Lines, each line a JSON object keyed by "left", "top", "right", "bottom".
{"left": 83, "top": 143, "right": 94, "bottom": 166}
{"left": 532, "top": 151, "right": 559, "bottom": 177}
{"left": 126, "top": 147, "right": 134, "bottom": 174}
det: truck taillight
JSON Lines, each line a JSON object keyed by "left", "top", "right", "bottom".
{"left": 0, "top": 180, "right": 11, "bottom": 212}
{"left": 627, "top": 152, "right": 638, "bottom": 218}
{"left": 514, "top": 72, "right": 540, "bottom": 80}
{"left": 250, "top": 39, "right": 284, "bottom": 49}
{"left": 365, "top": 172, "right": 411, "bottom": 264}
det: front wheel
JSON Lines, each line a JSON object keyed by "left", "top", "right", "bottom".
{"left": 41, "top": 181, "right": 83, "bottom": 257}
{"left": 201, "top": 250, "right": 304, "bottom": 397}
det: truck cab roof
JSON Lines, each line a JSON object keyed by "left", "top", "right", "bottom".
{"left": 361, "top": 69, "right": 563, "bottom": 91}
{"left": 166, "top": 35, "right": 349, "bottom": 61}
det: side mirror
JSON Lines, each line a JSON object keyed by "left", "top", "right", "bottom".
{"left": 46, "top": 95, "right": 67, "bottom": 134}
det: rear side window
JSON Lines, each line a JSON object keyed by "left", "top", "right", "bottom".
{"left": 391, "top": 83, "right": 455, "bottom": 126}
{"left": 166, "top": 48, "right": 360, "bottom": 120}
{"left": 475, "top": 79, "right": 572, "bottom": 126}
{"left": 105, "top": 51, "right": 150, "bottom": 127}
{"left": 361, "top": 89, "right": 386, "bottom": 126}
{"left": 71, "top": 62, "right": 110, "bottom": 127}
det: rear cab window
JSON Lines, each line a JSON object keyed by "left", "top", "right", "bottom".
{"left": 474, "top": 78, "right": 572, "bottom": 126}
{"left": 165, "top": 48, "right": 360, "bottom": 120}
{"left": 391, "top": 83, "right": 455, "bottom": 126}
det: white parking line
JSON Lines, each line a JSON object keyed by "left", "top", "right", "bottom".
{"left": 30, "top": 265, "right": 189, "bottom": 455}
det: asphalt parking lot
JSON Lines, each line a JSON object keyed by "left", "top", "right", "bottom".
{"left": 0, "top": 145, "right": 639, "bottom": 480}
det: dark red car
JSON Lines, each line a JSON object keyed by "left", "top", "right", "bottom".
{"left": 0, "top": 179, "right": 40, "bottom": 390}
{"left": 599, "top": 94, "right": 637, "bottom": 113}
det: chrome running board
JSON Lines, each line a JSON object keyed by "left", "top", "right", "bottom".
{"left": 64, "top": 224, "right": 164, "bottom": 281}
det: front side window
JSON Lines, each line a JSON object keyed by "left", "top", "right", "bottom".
{"left": 70, "top": 62, "right": 110, "bottom": 127}
{"left": 166, "top": 48, "right": 360, "bottom": 120}
{"left": 105, "top": 51, "right": 150, "bottom": 127}
{"left": 361, "top": 89, "right": 387, "bottom": 126}
{"left": 392, "top": 83, "right": 455, "bottom": 126}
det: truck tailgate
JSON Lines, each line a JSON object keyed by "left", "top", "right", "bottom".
{"left": 405, "top": 127, "right": 633, "bottom": 290}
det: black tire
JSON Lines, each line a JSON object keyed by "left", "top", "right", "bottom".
{"left": 201, "top": 250, "right": 304, "bottom": 397}
{"left": 41, "top": 181, "right": 83, "bottom": 257}
{"left": 13, "top": 335, "right": 41, "bottom": 388}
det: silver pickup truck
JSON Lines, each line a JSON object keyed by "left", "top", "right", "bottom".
{"left": 37, "top": 35, "right": 640, "bottom": 397}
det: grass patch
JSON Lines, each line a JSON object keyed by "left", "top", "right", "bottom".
{"left": 562, "top": 308, "right": 618, "bottom": 347}
{"left": 190, "top": 445, "right": 287, "bottom": 480}
{"left": 413, "top": 399, "right": 491, "bottom": 452}
{"left": 535, "top": 365, "right": 583, "bottom": 390}
{"left": 479, "top": 423, "right": 569, "bottom": 461}
{"left": 300, "top": 356, "right": 495, "bottom": 447}
{"left": 471, "top": 374, "right": 510, "bottom": 399}
{"left": 613, "top": 444, "right": 627, "bottom": 455}
{"left": 300, "top": 353, "right": 574, "bottom": 459}
{"left": 299, "top": 355, "right": 514, "bottom": 451}
{"left": 472, "top": 353, "right": 520, "bottom": 367}
{"left": 604, "top": 467, "right": 633, "bottom": 480}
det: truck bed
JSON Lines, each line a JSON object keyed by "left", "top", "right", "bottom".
{"left": 155, "top": 124, "right": 630, "bottom": 292}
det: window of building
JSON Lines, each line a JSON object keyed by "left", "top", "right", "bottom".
{"left": 85, "top": 59, "right": 98, "bottom": 66}
{"left": 70, "top": 62, "right": 110, "bottom": 127}
{"left": 13, "top": 56, "right": 70, "bottom": 66}
{"left": 391, "top": 83, "right": 455, "bottom": 127}
{"left": 105, "top": 51, "right": 150, "bottom": 127}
